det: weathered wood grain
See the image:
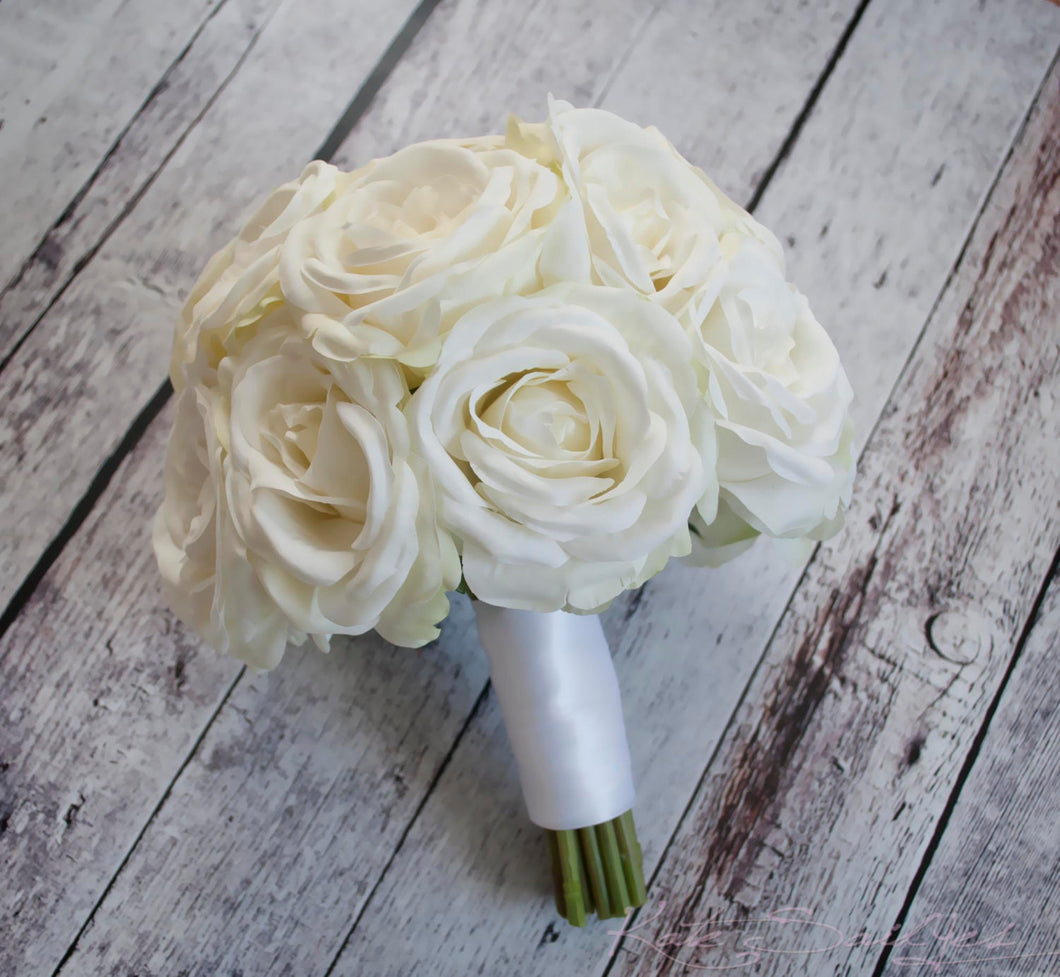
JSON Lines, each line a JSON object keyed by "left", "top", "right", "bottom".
{"left": 873, "top": 571, "right": 1060, "bottom": 977}
{"left": 0, "top": 403, "right": 246, "bottom": 975}
{"left": 603, "top": 53, "right": 1060, "bottom": 977}
{"left": 317, "top": 4, "right": 1060, "bottom": 976}
{"left": 759, "top": 3, "right": 1060, "bottom": 436}
{"left": 331, "top": 0, "right": 856, "bottom": 208}
{"left": 0, "top": 402, "right": 483, "bottom": 976}
{"left": 0, "top": 0, "right": 425, "bottom": 614}
{"left": 0, "top": 0, "right": 230, "bottom": 305}
{"left": 2, "top": 5, "right": 1056, "bottom": 977}
{"left": 0, "top": 404, "right": 488, "bottom": 977}
{"left": 35, "top": 1, "right": 1057, "bottom": 976}
{"left": 0, "top": 0, "right": 285, "bottom": 359}
{"left": 30, "top": 2, "right": 877, "bottom": 974}
{"left": 0, "top": 0, "right": 429, "bottom": 971}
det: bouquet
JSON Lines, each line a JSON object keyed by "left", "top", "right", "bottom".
{"left": 154, "top": 98, "right": 855, "bottom": 926}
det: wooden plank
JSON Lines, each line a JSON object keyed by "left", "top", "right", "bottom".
{"left": 0, "top": 0, "right": 234, "bottom": 307}
{"left": 318, "top": 4, "right": 1060, "bottom": 976}
{"left": 6, "top": 1, "right": 872, "bottom": 973}
{"left": 757, "top": 3, "right": 1060, "bottom": 436}
{"left": 52, "top": 2, "right": 1060, "bottom": 977}
{"left": 4, "top": 0, "right": 1051, "bottom": 970}
{"left": 331, "top": 0, "right": 854, "bottom": 207}
{"left": 0, "top": 404, "right": 488, "bottom": 977}
{"left": 0, "top": 0, "right": 286, "bottom": 359}
{"left": 0, "top": 0, "right": 425, "bottom": 613}
{"left": 603, "top": 52, "right": 1060, "bottom": 977}
{"left": 874, "top": 572, "right": 1060, "bottom": 977}
{"left": 0, "top": 404, "right": 246, "bottom": 975}
{"left": 0, "top": 0, "right": 429, "bottom": 970}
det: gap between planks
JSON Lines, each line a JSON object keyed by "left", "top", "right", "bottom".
{"left": 309, "top": 3, "right": 1060, "bottom": 970}
{"left": 45, "top": 0, "right": 445, "bottom": 967}
{"left": 0, "top": 0, "right": 252, "bottom": 358}
{"left": 0, "top": 0, "right": 447, "bottom": 641}
{"left": 604, "top": 55, "right": 1060, "bottom": 977}
{"left": 2, "top": 1, "right": 1051, "bottom": 974}
{"left": 868, "top": 548, "right": 1060, "bottom": 977}
{"left": 4, "top": 0, "right": 877, "bottom": 970}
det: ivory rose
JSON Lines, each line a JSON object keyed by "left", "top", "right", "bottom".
{"left": 154, "top": 313, "right": 459, "bottom": 667}
{"left": 685, "top": 233, "right": 855, "bottom": 563}
{"left": 409, "top": 284, "right": 713, "bottom": 612}
{"left": 504, "top": 100, "right": 854, "bottom": 560}
{"left": 157, "top": 98, "right": 856, "bottom": 664}
{"left": 279, "top": 137, "right": 582, "bottom": 371}
{"left": 170, "top": 160, "right": 347, "bottom": 390}
{"left": 153, "top": 382, "right": 305, "bottom": 669}
{"left": 505, "top": 98, "right": 780, "bottom": 327}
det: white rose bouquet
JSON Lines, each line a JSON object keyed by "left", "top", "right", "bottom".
{"left": 155, "top": 98, "right": 855, "bottom": 927}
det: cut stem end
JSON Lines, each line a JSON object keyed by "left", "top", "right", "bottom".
{"left": 544, "top": 809, "right": 646, "bottom": 927}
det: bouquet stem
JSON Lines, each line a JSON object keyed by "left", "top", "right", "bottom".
{"left": 545, "top": 810, "right": 646, "bottom": 925}
{"left": 474, "top": 603, "right": 646, "bottom": 926}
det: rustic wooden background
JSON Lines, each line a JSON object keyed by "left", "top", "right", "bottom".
{"left": 2, "top": 0, "right": 1059, "bottom": 974}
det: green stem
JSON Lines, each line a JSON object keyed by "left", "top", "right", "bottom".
{"left": 615, "top": 809, "right": 647, "bottom": 905}
{"left": 555, "top": 827, "right": 588, "bottom": 926}
{"left": 546, "top": 829, "right": 566, "bottom": 920}
{"left": 595, "top": 819, "right": 630, "bottom": 917}
{"left": 579, "top": 824, "right": 610, "bottom": 917}
{"left": 544, "top": 810, "right": 646, "bottom": 926}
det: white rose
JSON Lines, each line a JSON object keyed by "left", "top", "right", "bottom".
{"left": 685, "top": 233, "right": 855, "bottom": 564}
{"left": 153, "top": 383, "right": 303, "bottom": 669}
{"left": 506, "top": 98, "right": 780, "bottom": 328}
{"left": 171, "top": 160, "right": 346, "bottom": 390}
{"left": 278, "top": 137, "right": 582, "bottom": 371}
{"left": 409, "top": 284, "right": 713, "bottom": 612}
{"left": 154, "top": 312, "right": 459, "bottom": 667}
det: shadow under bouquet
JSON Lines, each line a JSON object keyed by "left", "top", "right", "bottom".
{"left": 154, "top": 97, "right": 855, "bottom": 927}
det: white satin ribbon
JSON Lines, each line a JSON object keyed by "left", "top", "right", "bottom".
{"left": 474, "top": 604, "right": 635, "bottom": 831}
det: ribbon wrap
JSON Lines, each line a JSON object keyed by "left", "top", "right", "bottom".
{"left": 474, "top": 604, "right": 635, "bottom": 831}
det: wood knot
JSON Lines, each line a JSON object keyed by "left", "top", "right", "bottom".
{"left": 925, "top": 609, "right": 993, "bottom": 664}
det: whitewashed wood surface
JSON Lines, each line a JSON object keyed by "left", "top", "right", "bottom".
{"left": 891, "top": 573, "right": 1060, "bottom": 977}
{"left": 1, "top": 1, "right": 1058, "bottom": 975}
{"left": 0, "top": 0, "right": 228, "bottom": 303}
{"left": 0, "top": 0, "right": 286, "bottom": 357}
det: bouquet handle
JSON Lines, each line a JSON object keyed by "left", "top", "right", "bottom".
{"left": 474, "top": 604, "right": 647, "bottom": 924}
